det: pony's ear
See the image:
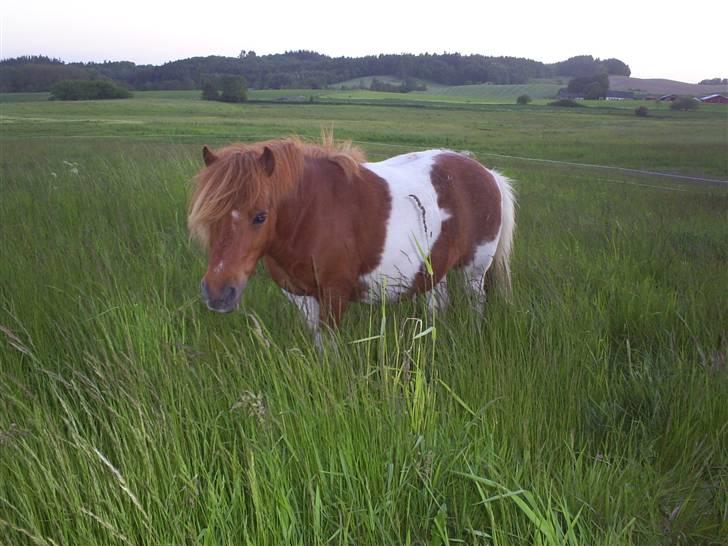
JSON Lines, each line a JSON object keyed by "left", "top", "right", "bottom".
{"left": 260, "top": 146, "right": 276, "bottom": 177}
{"left": 202, "top": 146, "right": 217, "bottom": 166}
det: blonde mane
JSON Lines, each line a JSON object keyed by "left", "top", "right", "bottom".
{"left": 188, "top": 136, "right": 366, "bottom": 245}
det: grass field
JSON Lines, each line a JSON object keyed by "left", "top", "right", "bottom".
{"left": 330, "top": 76, "right": 561, "bottom": 100}
{"left": 1, "top": 92, "right": 727, "bottom": 545}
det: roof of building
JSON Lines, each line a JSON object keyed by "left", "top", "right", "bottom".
{"left": 606, "top": 90, "right": 635, "bottom": 98}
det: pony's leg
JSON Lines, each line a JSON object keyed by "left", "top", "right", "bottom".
{"left": 283, "top": 292, "right": 323, "bottom": 348}
{"left": 462, "top": 265, "right": 487, "bottom": 315}
{"left": 427, "top": 277, "right": 449, "bottom": 314}
{"left": 319, "top": 287, "right": 350, "bottom": 329}
{"left": 463, "top": 240, "right": 498, "bottom": 315}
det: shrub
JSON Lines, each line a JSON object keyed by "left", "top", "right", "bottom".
{"left": 200, "top": 76, "right": 248, "bottom": 103}
{"left": 548, "top": 99, "right": 582, "bottom": 107}
{"left": 568, "top": 73, "right": 609, "bottom": 99}
{"left": 516, "top": 94, "right": 532, "bottom": 105}
{"left": 201, "top": 81, "right": 219, "bottom": 101}
{"left": 583, "top": 82, "right": 606, "bottom": 100}
{"left": 219, "top": 76, "right": 247, "bottom": 103}
{"left": 635, "top": 106, "right": 649, "bottom": 117}
{"left": 50, "top": 80, "right": 132, "bottom": 100}
{"left": 670, "top": 97, "right": 699, "bottom": 111}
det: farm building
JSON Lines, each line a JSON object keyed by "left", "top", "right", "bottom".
{"left": 606, "top": 90, "right": 635, "bottom": 100}
{"left": 658, "top": 94, "right": 679, "bottom": 101}
{"left": 557, "top": 90, "right": 584, "bottom": 100}
{"left": 559, "top": 90, "right": 635, "bottom": 100}
{"left": 699, "top": 94, "right": 728, "bottom": 104}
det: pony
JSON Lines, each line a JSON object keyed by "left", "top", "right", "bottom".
{"left": 188, "top": 137, "right": 515, "bottom": 343}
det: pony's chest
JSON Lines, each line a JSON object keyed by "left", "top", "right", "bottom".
{"left": 358, "top": 156, "right": 450, "bottom": 302}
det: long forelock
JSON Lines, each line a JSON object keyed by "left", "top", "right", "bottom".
{"left": 187, "top": 136, "right": 366, "bottom": 245}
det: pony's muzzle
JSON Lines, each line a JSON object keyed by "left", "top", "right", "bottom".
{"left": 201, "top": 279, "right": 244, "bottom": 313}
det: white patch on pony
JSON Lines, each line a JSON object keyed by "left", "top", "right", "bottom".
{"left": 213, "top": 260, "right": 225, "bottom": 275}
{"left": 463, "top": 228, "right": 501, "bottom": 313}
{"left": 427, "top": 277, "right": 449, "bottom": 314}
{"left": 359, "top": 150, "right": 452, "bottom": 303}
{"left": 469, "top": 237, "right": 499, "bottom": 276}
{"left": 283, "top": 292, "right": 319, "bottom": 330}
{"left": 283, "top": 291, "right": 322, "bottom": 347}
{"left": 231, "top": 209, "right": 240, "bottom": 222}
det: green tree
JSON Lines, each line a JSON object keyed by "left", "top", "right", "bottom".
{"left": 568, "top": 73, "right": 609, "bottom": 99}
{"left": 602, "top": 58, "right": 631, "bottom": 76}
{"left": 698, "top": 77, "right": 727, "bottom": 85}
{"left": 201, "top": 81, "right": 219, "bottom": 101}
{"left": 670, "top": 97, "right": 699, "bottom": 111}
{"left": 50, "top": 80, "right": 132, "bottom": 100}
{"left": 219, "top": 76, "right": 247, "bottom": 103}
{"left": 516, "top": 94, "right": 532, "bottom": 105}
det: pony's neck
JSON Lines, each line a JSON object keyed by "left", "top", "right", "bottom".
{"left": 266, "top": 165, "right": 311, "bottom": 262}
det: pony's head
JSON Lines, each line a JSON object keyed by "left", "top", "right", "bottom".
{"left": 188, "top": 139, "right": 303, "bottom": 312}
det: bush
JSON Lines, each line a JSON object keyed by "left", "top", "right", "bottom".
{"left": 568, "top": 73, "right": 609, "bottom": 99}
{"left": 50, "top": 80, "right": 132, "bottom": 100}
{"left": 583, "top": 82, "right": 606, "bottom": 100}
{"left": 516, "top": 94, "right": 532, "bottom": 105}
{"left": 220, "top": 76, "right": 247, "bottom": 103}
{"left": 635, "top": 106, "right": 649, "bottom": 117}
{"left": 670, "top": 97, "right": 699, "bottom": 111}
{"left": 201, "top": 81, "right": 219, "bottom": 101}
{"left": 200, "top": 76, "right": 247, "bottom": 103}
{"left": 548, "top": 99, "right": 582, "bottom": 107}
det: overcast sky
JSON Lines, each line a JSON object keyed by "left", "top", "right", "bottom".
{"left": 2, "top": 0, "right": 726, "bottom": 83}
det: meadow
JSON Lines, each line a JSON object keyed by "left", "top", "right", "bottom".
{"left": 0, "top": 91, "right": 726, "bottom": 545}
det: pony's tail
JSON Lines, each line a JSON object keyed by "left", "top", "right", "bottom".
{"left": 490, "top": 170, "right": 516, "bottom": 301}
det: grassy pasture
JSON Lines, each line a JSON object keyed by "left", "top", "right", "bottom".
{"left": 331, "top": 75, "right": 437, "bottom": 89}
{"left": 416, "top": 82, "right": 561, "bottom": 100}
{"left": 0, "top": 93, "right": 727, "bottom": 545}
{"left": 329, "top": 77, "right": 560, "bottom": 101}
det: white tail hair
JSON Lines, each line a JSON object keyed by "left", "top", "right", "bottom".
{"left": 491, "top": 170, "right": 516, "bottom": 300}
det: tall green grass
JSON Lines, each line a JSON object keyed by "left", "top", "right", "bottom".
{"left": 1, "top": 100, "right": 726, "bottom": 544}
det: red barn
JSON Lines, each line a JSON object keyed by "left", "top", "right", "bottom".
{"left": 700, "top": 94, "right": 728, "bottom": 104}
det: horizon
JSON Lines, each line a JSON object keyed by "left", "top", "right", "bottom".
{"left": 4, "top": 50, "right": 726, "bottom": 87}
{"left": 3, "top": 1, "right": 727, "bottom": 84}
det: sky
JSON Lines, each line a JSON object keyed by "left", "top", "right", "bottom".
{"left": 2, "top": 0, "right": 726, "bottom": 83}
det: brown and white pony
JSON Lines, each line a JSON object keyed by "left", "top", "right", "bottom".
{"left": 188, "top": 137, "right": 515, "bottom": 343}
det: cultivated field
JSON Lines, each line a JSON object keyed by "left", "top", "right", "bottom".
{"left": 331, "top": 76, "right": 560, "bottom": 101}
{"left": 1, "top": 92, "right": 726, "bottom": 545}
{"left": 608, "top": 76, "right": 727, "bottom": 97}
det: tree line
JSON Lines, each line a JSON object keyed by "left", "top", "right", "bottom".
{"left": 0, "top": 52, "right": 631, "bottom": 93}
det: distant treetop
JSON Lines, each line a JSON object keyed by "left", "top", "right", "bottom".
{"left": 699, "top": 77, "right": 727, "bottom": 85}
{"left": 0, "top": 51, "right": 632, "bottom": 93}
{"left": 0, "top": 55, "right": 64, "bottom": 66}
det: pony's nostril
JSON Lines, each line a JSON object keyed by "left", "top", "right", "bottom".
{"left": 223, "top": 285, "right": 237, "bottom": 305}
{"left": 201, "top": 280, "right": 241, "bottom": 312}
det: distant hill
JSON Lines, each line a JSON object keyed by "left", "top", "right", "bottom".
{"left": 609, "top": 76, "right": 727, "bottom": 97}
{"left": 1, "top": 52, "right": 630, "bottom": 93}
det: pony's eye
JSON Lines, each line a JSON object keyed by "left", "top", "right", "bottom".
{"left": 252, "top": 212, "right": 267, "bottom": 225}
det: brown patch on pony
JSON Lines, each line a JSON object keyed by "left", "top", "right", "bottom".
{"left": 262, "top": 154, "right": 389, "bottom": 326}
{"left": 301, "top": 131, "right": 365, "bottom": 180}
{"left": 409, "top": 152, "right": 502, "bottom": 294}
{"left": 188, "top": 136, "right": 365, "bottom": 247}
